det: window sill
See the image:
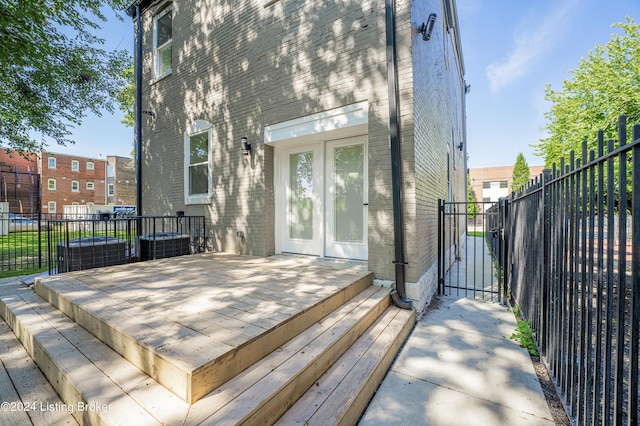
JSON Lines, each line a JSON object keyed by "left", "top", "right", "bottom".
{"left": 185, "top": 195, "right": 212, "bottom": 205}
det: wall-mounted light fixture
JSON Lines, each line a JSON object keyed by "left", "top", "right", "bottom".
{"left": 464, "top": 84, "right": 471, "bottom": 94}
{"left": 241, "top": 137, "right": 252, "bottom": 155}
{"left": 419, "top": 13, "right": 437, "bottom": 41}
{"left": 457, "top": 142, "right": 464, "bottom": 152}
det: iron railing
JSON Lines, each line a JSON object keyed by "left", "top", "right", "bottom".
{"left": 48, "top": 215, "right": 206, "bottom": 275}
{"left": 437, "top": 200, "right": 505, "bottom": 303}
{"left": 491, "top": 116, "right": 639, "bottom": 425}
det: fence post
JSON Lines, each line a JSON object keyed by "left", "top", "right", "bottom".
{"left": 500, "top": 197, "right": 509, "bottom": 306}
{"left": 540, "top": 168, "right": 551, "bottom": 355}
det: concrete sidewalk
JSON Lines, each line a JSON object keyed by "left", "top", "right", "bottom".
{"left": 360, "top": 295, "right": 554, "bottom": 425}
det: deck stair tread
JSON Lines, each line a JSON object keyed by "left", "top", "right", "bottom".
{"left": 0, "top": 290, "right": 190, "bottom": 426}
{"left": 184, "top": 285, "right": 394, "bottom": 425}
{"left": 0, "top": 320, "right": 78, "bottom": 426}
{"left": 34, "top": 265, "right": 373, "bottom": 403}
{"left": 275, "top": 306, "right": 416, "bottom": 425}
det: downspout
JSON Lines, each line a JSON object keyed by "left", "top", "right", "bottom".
{"left": 385, "top": 0, "right": 412, "bottom": 310}
{"left": 134, "top": 5, "right": 143, "bottom": 217}
{"left": 126, "top": 1, "right": 146, "bottom": 217}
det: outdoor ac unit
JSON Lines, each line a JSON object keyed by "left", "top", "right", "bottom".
{"left": 139, "top": 232, "right": 191, "bottom": 261}
{"left": 57, "top": 236, "right": 127, "bottom": 272}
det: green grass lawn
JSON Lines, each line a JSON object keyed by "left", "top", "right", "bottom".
{"left": 0, "top": 230, "right": 109, "bottom": 277}
{"left": 468, "top": 231, "right": 485, "bottom": 238}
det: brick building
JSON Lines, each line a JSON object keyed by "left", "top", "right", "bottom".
{"left": 0, "top": 150, "right": 40, "bottom": 214}
{"left": 107, "top": 156, "right": 136, "bottom": 206}
{"left": 131, "top": 0, "right": 468, "bottom": 309}
{"left": 38, "top": 153, "right": 107, "bottom": 215}
{"left": 469, "top": 164, "right": 546, "bottom": 214}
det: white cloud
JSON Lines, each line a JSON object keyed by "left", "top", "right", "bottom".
{"left": 486, "top": 1, "right": 577, "bottom": 93}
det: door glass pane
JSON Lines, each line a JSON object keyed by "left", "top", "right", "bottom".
{"left": 289, "top": 152, "right": 314, "bottom": 240}
{"left": 334, "top": 144, "right": 364, "bottom": 243}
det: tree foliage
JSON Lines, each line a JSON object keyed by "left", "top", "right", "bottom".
{"left": 467, "top": 172, "right": 478, "bottom": 219}
{"left": 512, "top": 153, "right": 530, "bottom": 193}
{"left": 0, "top": 0, "right": 132, "bottom": 155}
{"left": 535, "top": 18, "right": 640, "bottom": 167}
{"left": 116, "top": 64, "right": 134, "bottom": 128}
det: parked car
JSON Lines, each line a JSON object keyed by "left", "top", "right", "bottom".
{"left": 7, "top": 214, "right": 40, "bottom": 233}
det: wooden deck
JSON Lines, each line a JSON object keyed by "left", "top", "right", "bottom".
{"left": 0, "top": 253, "right": 415, "bottom": 425}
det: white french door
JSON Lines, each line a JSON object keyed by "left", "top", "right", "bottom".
{"left": 280, "top": 136, "right": 368, "bottom": 260}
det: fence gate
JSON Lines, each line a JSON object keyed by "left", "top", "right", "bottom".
{"left": 437, "top": 200, "right": 507, "bottom": 304}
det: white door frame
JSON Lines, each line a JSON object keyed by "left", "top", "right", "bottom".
{"left": 265, "top": 102, "right": 369, "bottom": 260}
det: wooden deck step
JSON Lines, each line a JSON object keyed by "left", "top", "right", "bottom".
{"left": 34, "top": 270, "right": 373, "bottom": 403}
{"left": 184, "top": 285, "right": 394, "bottom": 425}
{"left": 0, "top": 291, "right": 190, "bottom": 426}
{"left": 276, "top": 306, "right": 416, "bottom": 425}
{"left": 0, "top": 321, "right": 78, "bottom": 426}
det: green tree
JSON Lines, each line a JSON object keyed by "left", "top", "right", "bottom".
{"left": 467, "top": 173, "right": 478, "bottom": 219}
{"left": 116, "top": 64, "right": 134, "bottom": 128}
{"left": 512, "top": 153, "right": 530, "bottom": 193}
{"left": 0, "top": 0, "right": 131, "bottom": 155}
{"left": 535, "top": 18, "right": 640, "bottom": 167}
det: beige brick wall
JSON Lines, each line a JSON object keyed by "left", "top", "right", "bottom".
{"left": 137, "top": 0, "right": 466, "bottom": 294}
{"left": 407, "top": 0, "right": 467, "bottom": 298}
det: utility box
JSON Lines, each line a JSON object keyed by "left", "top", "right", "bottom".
{"left": 57, "top": 236, "right": 127, "bottom": 272}
{"left": 139, "top": 232, "right": 191, "bottom": 261}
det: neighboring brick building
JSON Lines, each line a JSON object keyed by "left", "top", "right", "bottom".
{"left": 131, "top": 0, "right": 468, "bottom": 309}
{"left": 107, "top": 156, "right": 136, "bottom": 206}
{"left": 38, "top": 153, "right": 107, "bottom": 215}
{"left": 469, "top": 165, "right": 546, "bottom": 214}
{"left": 0, "top": 150, "right": 40, "bottom": 214}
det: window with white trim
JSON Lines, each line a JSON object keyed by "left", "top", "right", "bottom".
{"left": 48, "top": 201, "right": 57, "bottom": 213}
{"left": 48, "top": 157, "right": 56, "bottom": 169}
{"left": 71, "top": 181, "right": 79, "bottom": 192}
{"left": 154, "top": 6, "right": 172, "bottom": 79}
{"left": 184, "top": 120, "right": 212, "bottom": 204}
{"left": 86, "top": 182, "right": 94, "bottom": 190}
{"left": 108, "top": 184, "right": 115, "bottom": 196}
{"left": 48, "top": 179, "right": 56, "bottom": 190}
{"left": 86, "top": 162, "right": 94, "bottom": 170}
{"left": 71, "top": 160, "right": 79, "bottom": 172}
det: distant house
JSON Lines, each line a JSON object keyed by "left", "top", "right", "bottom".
{"left": 129, "top": 0, "right": 468, "bottom": 309}
{"left": 469, "top": 165, "right": 546, "bottom": 214}
{"left": 0, "top": 149, "right": 134, "bottom": 215}
{"left": 106, "top": 156, "right": 136, "bottom": 206}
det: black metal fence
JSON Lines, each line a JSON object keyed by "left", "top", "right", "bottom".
{"left": 48, "top": 215, "right": 207, "bottom": 274}
{"left": 437, "top": 200, "right": 506, "bottom": 303}
{"left": 491, "top": 116, "right": 639, "bottom": 425}
{"left": 0, "top": 213, "right": 206, "bottom": 276}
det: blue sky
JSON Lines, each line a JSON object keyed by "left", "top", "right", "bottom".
{"left": 55, "top": 1, "right": 640, "bottom": 170}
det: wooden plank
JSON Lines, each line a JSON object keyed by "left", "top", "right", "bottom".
{"left": 191, "top": 286, "right": 390, "bottom": 424}
{"left": 184, "top": 285, "right": 387, "bottom": 425}
{"left": 3, "top": 292, "right": 163, "bottom": 426}
{"left": 0, "top": 349, "right": 33, "bottom": 426}
{"left": 31, "top": 303, "right": 190, "bottom": 425}
{"left": 308, "top": 308, "right": 415, "bottom": 426}
{"left": 0, "top": 321, "right": 78, "bottom": 426}
{"left": 274, "top": 307, "right": 401, "bottom": 425}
